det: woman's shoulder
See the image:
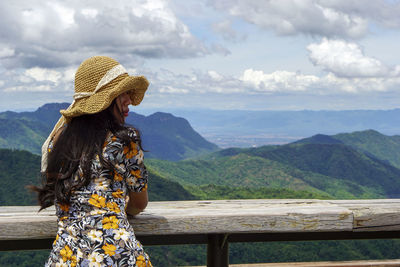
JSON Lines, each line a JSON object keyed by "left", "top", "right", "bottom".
{"left": 104, "top": 127, "right": 138, "bottom": 147}
{"left": 125, "top": 126, "right": 139, "bottom": 138}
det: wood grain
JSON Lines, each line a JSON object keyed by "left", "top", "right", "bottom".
{"left": 1, "top": 199, "right": 399, "bottom": 241}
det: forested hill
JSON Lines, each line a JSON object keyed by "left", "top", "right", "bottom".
{"left": 294, "top": 130, "right": 400, "bottom": 168}
{"left": 126, "top": 112, "right": 218, "bottom": 160}
{"left": 156, "top": 129, "right": 400, "bottom": 199}
{"left": 0, "top": 103, "right": 218, "bottom": 161}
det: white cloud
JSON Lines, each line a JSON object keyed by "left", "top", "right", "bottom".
{"left": 81, "top": 8, "right": 98, "bottom": 19}
{"left": 4, "top": 85, "right": 52, "bottom": 92}
{"left": 0, "top": 0, "right": 211, "bottom": 68}
{"left": 158, "top": 86, "right": 189, "bottom": 94}
{"left": 307, "top": 38, "right": 392, "bottom": 78}
{"left": 62, "top": 68, "right": 75, "bottom": 83}
{"left": 209, "top": 0, "right": 400, "bottom": 38}
{"left": 139, "top": 66, "right": 400, "bottom": 97}
{"left": 207, "top": 70, "right": 224, "bottom": 82}
{"left": 24, "top": 67, "right": 62, "bottom": 83}
{"left": 241, "top": 69, "right": 319, "bottom": 92}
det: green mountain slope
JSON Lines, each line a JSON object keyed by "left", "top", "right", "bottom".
{"left": 240, "top": 143, "right": 400, "bottom": 197}
{"left": 333, "top": 130, "right": 400, "bottom": 168}
{"left": 295, "top": 130, "right": 400, "bottom": 169}
{"left": 146, "top": 152, "right": 382, "bottom": 199}
{"left": 0, "top": 149, "right": 40, "bottom": 205}
{"left": 0, "top": 103, "right": 219, "bottom": 161}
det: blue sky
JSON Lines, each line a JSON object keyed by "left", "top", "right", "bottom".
{"left": 1, "top": 0, "right": 400, "bottom": 111}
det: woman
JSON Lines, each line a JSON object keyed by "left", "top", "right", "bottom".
{"left": 32, "top": 56, "right": 152, "bottom": 266}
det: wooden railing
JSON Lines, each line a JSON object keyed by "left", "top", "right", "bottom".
{"left": 1, "top": 199, "right": 400, "bottom": 266}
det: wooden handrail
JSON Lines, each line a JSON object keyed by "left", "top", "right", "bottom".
{"left": 1, "top": 199, "right": 400, "bottom": 267}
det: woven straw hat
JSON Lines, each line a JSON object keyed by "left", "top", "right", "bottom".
{"left": 41, "top": 56, "right": 149, "bottom": 172}
{"left": 60, "top": 56, "right": 149, "bottom": 118}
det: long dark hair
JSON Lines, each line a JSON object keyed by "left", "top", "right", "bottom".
{"left": 31, "top": 101, "right": 143, "bottom": 210}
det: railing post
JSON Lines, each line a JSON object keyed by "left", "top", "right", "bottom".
{"left": 207, "top": 234, "right": 229, "bottom": 267}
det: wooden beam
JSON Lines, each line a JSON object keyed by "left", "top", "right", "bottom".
{"left": 1, "top": 199, "right": 400, "bottom": 244}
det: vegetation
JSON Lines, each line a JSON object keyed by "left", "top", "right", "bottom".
{"left": 295, "top": 130, "right": 400, "bottom": 169}
{"left": 186, "top": 184, "right": 332, "bottom": 200}
{"left": 2, "top": 111, "right": 400, "bottom": 266}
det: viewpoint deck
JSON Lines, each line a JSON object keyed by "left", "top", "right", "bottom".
{"left": 1, "top": 199, "right": 400, "bottom": 266}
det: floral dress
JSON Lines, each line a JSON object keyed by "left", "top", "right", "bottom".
{"left": 46, "top": 128, "right": 152, "bottom": 267}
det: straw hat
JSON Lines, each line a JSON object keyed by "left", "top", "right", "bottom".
{"left": 61, "top": 56, "right": 149, "bottom": 118}
{"left": 41, "top": 56, "right": 149, "bottom": 171}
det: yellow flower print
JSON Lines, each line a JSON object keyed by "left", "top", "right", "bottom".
{"left": 114, "top": 172, "right": 123, "bottom": 181}
{"left": 59, "top": 245, "right": 77, "bottom": 266}
{"left": 53, "top": 234, "right": 59, "bottom": 246}
{"left": 106, "top": 201, "right": 121, "bottom": 213}
{"left": 59, "top": 203, "right": 70, "bottom": 212}
{"left": 60, "top": 245, "right": 72, "bottom": 262}
{"left": 136, "top": 255, "right": 151, "bottom": 267}
{"left": 130, "top": 169, "right": 141, "bottom": 178}
{"left": 88, "top": 194, "right": 106, "bottom": 208}
{"left": 125, "top": 142, "right": 138, "bottom": 159}
{"left": 112, "top": 189, "right": 124, "bottom": 198}
{"left": 102, "top": 242, "right": 117, "bottom": 256}
{"left": 102, "top": 216, "right": 119, "bottom": 229}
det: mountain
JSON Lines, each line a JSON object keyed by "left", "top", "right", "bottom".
{"left": 295, "top": 130, "right": 400, "bottom": 169}
{"left": 144, "top": 108, "right": 400, "bottom": 147}
{"left": 241, "top": 143, "right": 400, "bottom": 197}
{"left": 126, "top": 112, "right": 219, "bottom": 161}
{"left": 0, "top": 149, "right": 195, "bottom": 206}
{"left": 146, "top": 130, "right": 400, "bottom": 199}
{"left": 0, "top": 103, "right": 218, "bottom": 161}
{"left": 147, "top": 151, "right": 383, "bottom": 199}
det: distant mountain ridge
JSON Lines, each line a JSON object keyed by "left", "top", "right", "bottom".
{"left": 126, "top": 112, "right": 218, "bottom": 161}
{"left": 0, "top": 103, "right": 218, "bottom": 161}
{"left": 295, "top": 130, "right": 400, "bottom": 168}
{"left": 152, "top": 108, "right": 400, "bottom": 147}
{"left": 146, "top": 129, "right": 400, "bottom": 199}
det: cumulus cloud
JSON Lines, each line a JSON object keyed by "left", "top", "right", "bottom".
{"left": 307, "top": 38, "right": 393, "bottom": 78}
{"left": 241, "top": 69, "right": 319, "bottom": 92}
{"left": 209, "top": 0, "right": 400, "bottom": 38}
{"left": 0, "top": 0, "right": 211, "bottom": 68}
{"left": 24, "top": 67, "right": 62, "bottom": 83}
{"left": 240, "top": 68, "right": 400, "bottom": 94}
{"left": 141, "top": 67, "right": 400, "bottom": 97}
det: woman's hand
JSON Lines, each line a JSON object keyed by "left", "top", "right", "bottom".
{"left": 125, "top": 190, "right": 148, "bottom": 216}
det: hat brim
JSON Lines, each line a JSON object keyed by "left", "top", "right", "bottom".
{"left": 60, "top": 75, "right": 149, "bottom": 118}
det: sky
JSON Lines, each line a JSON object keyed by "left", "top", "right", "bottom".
{"left": 2, "top": 0, "right": 400, "bottom": 112}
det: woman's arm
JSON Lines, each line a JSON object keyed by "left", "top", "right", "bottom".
{"left": 126, "top": 189, "right": 148, "bottom": 216}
